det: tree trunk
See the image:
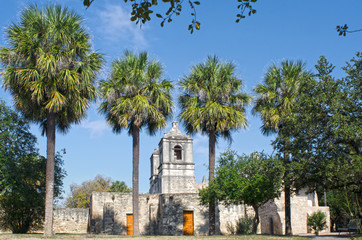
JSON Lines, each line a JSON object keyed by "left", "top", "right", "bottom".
{"left": 44, "top": 112, "right": 56, "bottom": 236}
{"left": 284, "top": 150, "right": 292, "bottom": 235}
{"left": 208, "top": 131, "right": 216, "bottom": 235}
{"left": 324, "top": 188, "right": 327, "bottom": 206}
{"left": 132, "top": 126, "right": 140, "bottom": 236}
{"left": 252, "top": 205, "right": 260, "bottom": 234}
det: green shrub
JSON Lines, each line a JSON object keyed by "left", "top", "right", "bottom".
{"left": 226, "top": 216, "right": 253, "bottom": 235}
{"left": 226, "top": 221, "right": 236, "bottom": 235}
{"left": 308, "top": 211, "right": 327, "bottom": 235}
{"left": 236, "top": 216, "right": 253, "bottom": 234}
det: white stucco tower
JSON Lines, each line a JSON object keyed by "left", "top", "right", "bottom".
{"left": 149, "top": 122, "right": 196, "bottom": 194}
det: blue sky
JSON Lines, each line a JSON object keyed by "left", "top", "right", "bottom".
{"left": 0, "top": 0, "right": 361, "bottom": 202}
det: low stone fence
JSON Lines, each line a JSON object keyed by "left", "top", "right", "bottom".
{"left": 53, "top": 208, "right": 89, "bottom": 234}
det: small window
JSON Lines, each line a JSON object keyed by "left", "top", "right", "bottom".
{"left": 174, "top": 145, "right": 182, "bottom": 160}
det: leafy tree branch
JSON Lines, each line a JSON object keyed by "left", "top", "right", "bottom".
{"left": 337, "top": 24, "right": 362, "bottom": 36}
{"left": 82, "top": 0, "right": 257, "bottom": 33}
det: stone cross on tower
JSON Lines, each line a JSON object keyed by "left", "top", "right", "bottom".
{"left": 149, "top": 122, "right": 197, "bottom": 194}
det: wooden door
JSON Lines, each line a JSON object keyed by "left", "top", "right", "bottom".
{"left": 270, "top": 217, "right": 274, "bottom": 234}
{"left": 126, "top": 214, "right": 133, "bottom": 236}
{"left": 183, "top": 211, "right": 194, "bottom": 235}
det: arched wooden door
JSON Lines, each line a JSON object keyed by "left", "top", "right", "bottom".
{"left": 183, "top": 211, "right": 194, "bottom": 235}
{"left": 126, "top": 214, "right": 133, "bottom": 236}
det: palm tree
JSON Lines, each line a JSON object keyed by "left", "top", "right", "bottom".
{"left": 0, "top": 5, "right": 103, "bottom": 235}
{"left": 253, "top": 60, "right": 313, "bottom": 235}
{"left": 99, "top": 51, "right": 173, "bottom": 236}
{"left": 178, "top": 56, "right": 251, "bottom": 235}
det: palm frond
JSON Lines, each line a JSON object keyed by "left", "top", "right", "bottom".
{"left": 178, "top": 55, "right": 251, "bottom": 141}
{"left": 98, "top": 51, "right": 173, "bottom": 135}
{"left": 253, "top": 60, "right": 313, "bottom": 135}
{"left": 0, "top": 4, "right": 103, "bottom": 133}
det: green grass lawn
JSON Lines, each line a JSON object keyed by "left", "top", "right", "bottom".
{"left": 0, "top": 234, "right": 310, "bottom": 240}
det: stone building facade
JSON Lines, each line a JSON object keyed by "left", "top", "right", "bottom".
{"left": 149, "top": 122, "right": 196, "bottom": 194}
{"left": 89, "top": 122, "right": 209, "bottom": 235}
{"left": 88, "top": 122, "right": 330, "bottom": 235}
{"left": 257, "top": 190, "right": 330, "bottom": 235}
{"left": 0, "top": 122, "right": 330, "bottom": 235}
{"left": 89, "top": 192, "right": 210, "bottom": 235}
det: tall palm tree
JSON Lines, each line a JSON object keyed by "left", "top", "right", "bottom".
{"left": 99, "top": 51, "right": 173, "bottom": 236}
{"left": 178, "top": 56, "right": 251, "bottom": 235}
{"left": 253, "top": 60, "right": 313, "bottom": 235}
{"left": 0, "top": 5, "right": 103, "bottom": 235}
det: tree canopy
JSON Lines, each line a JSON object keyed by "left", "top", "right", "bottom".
{"left": 109, "top": 180, "right": 132, "bottom": 193}
{"left": 199, "top": 150, "right": 284, "bottom": 234}
{"left": 274, "top": 54, "right": 362, "bottom": 225}
{"left": 0, "top": 5, "right": 103, "bottom": 130}
{"left": 0, "top": 5, "right": 103, "bottom": 235}
{"left": 65, "top": 175, "right": 131, "bottom": 209}
{"left": 0, "top": 100, "right": 66, "bottom": 233}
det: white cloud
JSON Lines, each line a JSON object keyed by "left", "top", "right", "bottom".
{"left": 193, "top": 133, "right": 230, "bottom": 155}
{"left": 81, "top": 120, "right": 110, "bottom": 138}
{"left": 193, "top": 133, "right": 207, "bottom": 145}
{"left": 96, "top": 3, "right": 147, "bottom": 48}
{"left": 195, "top": 146, "right": 209, "bottom": 155}
{"left": 193, "top": 133, "right": 208, "bottom": 154}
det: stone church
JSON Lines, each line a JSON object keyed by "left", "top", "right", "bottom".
{"left": 88, "top": 122, "right": 330, "bottom": 235}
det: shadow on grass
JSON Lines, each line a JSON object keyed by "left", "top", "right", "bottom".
{"left": 0, "top": 233, "right": 311, "bottom": 240}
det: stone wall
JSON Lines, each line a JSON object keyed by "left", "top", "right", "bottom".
{"left": 218, "top": 204, "right": 254, "bottom": 234}
{"left": 90, "top": 192, "right": 210, "bottom": 236}
{"left": 158, "top": 193, "right": 209, "bottom": 235}
{"left": 53, "top": 208, "right": 89, "bottom": 234}
{"left": 89, "top": 189, "right": 331, "bottom": 236}
{"left": 89, "top": 192, "right": 160, "bottom": 235}
{"left": 2, "top": 191, "right": 330, "bottom": 235}
{"left": 217, "top": 190, "right": 330, "bottom": 235}
{"left": 259, "top": 191, "right": 330, "bottom": 235}
{"left": 0, "top": 208, "right": 89, "bottom": 234}
{"left": 159, "top": 174, "right": 197, "bottom": 194}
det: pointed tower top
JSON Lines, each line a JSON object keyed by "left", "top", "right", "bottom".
{"left": 163, "top": 121, "right": 188, "bottom": 139}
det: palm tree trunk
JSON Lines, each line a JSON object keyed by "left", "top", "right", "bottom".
{"left": 252, "top": 205, "right": 260, "bottom": 234}
{"left": 44, "top": 112, "right": 56, "bottom": 236}
{"left": 209, "top": 131, "right": 216, "bottom": 235}
{"left": 284, "top": 150, "right": 292, "bottom": 235}
{"left": 132, "top": 126, "right": 140, "bottom": 236}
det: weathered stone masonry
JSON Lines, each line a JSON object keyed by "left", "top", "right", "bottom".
{"left": 150, "top": 122, "right": 196, "bottom": 194}
{"left": 89, "top": 192, "right": 210, "bottom": 235}
{"left": 88, "top": 121, "right": 330, "bottom": 235}
{"left": 1, "top": 122, "right": 331, "bottom": 235}
{"left": 53, "top": 208, "right": 89, "bottom": 234}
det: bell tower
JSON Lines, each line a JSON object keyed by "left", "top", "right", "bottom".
{"left": 149, "top": 122, "right": 196, "bottom": 194}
